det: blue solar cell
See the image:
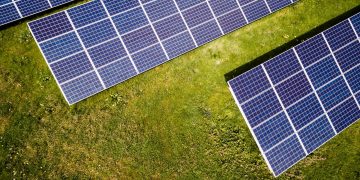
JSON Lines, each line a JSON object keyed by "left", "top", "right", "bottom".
{"left": 317, "top": 77, "right": 352, "bottom": 110}
{"left": 1, "top": 0, "right": 73, "bottom": 26}
{"left": 163, "top": 31, "right": 196, "bottom": 58}
{"left": 265, "top": 135, "right": 306, "bottom": 176}
{"left": 323, "top": 21, "right": 357, "bottom": 51}
{"left": 182, "top": 2, "right": 213, "bottom": 28}
{"left": 209, "top": 0, "right": 238, "bottom": 16}
{"left": 267, "top": 0, "right": 292, "bottom": 12}
{"left": 0, "top": 0, "right": 11, "bottom": 6}
{"left": 295, "top": 34, "right": 331, "bottom": 67}
{"left": 132, "top": 44, "right": 168, "bottom": 73}
{"left": 298, "top": 116, "right": 335, "bottom": 153}
{"left": 16, "top": 0, "right": 50, "bottom": 17}
{"left": 328, "top": 98, "right": 360, "bottom": 133}
{"left": 218, "top": 9, "right": 247, "bottom": 34}
{"left": 254, "top": 112, "right": 294, "bottom": 151}
{"left": 175, "top": 0, "right": 205, "bottom": 10}
{"left": 242, "top": 89, "right": 282, "bottom": 128}
{"left": 275, "top": 72, "right": 313, "bottom": 107}
{"left": 350, "top": 13, "right": 360, "bottom": 35}
{"left": 334, "top": 41, "right": 360, "bottom": 72}
{"left": 153, "top": 14, "right": 187, "bottom": 40}
{"left": 50, "top": 0, "right": 73, "bottom": 7}
{"left": 122, "top": 25, "right": 158, "bottom": 53}
{"left": 102, "top": 0, "right": 140, "bottom": 15}
{"left": 345, "top": 65, "right": 360, "bottom": 93}
{"left": 98, "top": 58, "right": 138, "bottom": 88}
{"left": 237, "top": 0, "right": 254, "bottom": 6}
{"left": 29, "top": 0, "right": 297, "bottom": 105}
{"left": 264, "top": 49, "right": 302, "bottom": 84}
{"left": 242, "top": 0, "right": 270, "bottom": 23}
{"left": 67, "top": 0, "right": 107, "bottom": 28}
{"left": 112, "top": 7, "right": 148, "bottom": 35}
{"left": 191, "top": 20, "right": 222, "bottom": 46}
{"left": 29, "top": 11, "right": 73, "bottom": 42}
{"left": 144, "top": 0, "right": 178, "bottom": 22}
{"left": 306, "top": 56, "right": 341, "bottom": 89}
{"left": 40, "top": 32, "right": 83, "bottom": 63}
{"left": 77, "top": 19, "right": 117, "bottom": 48}
{"left": 0, "top": 4, "right": 21, "bottom": 26}
{"left": 61, "top": 72, "right": 104, "bottom": 104}
{"left": 88, "top": 39, "right": 127, "bottom": 68}
{"left": 228, "top": 66, "right": 271, "bottom": 104}
{"left": 50, "top": 52, "right": 93, "bottom": 84}
{"left": 228, "top": 13, "right": 360, "bottom": 177}
{"left": 287, "top": 94, "right": 324, "bottom": 130}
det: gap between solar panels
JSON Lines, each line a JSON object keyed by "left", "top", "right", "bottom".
{"left": 28, "top": 0, "right": 298, "bottom": 105}
{"left": 228, "top": 12, "right": 360, "bottom": 176}
{"left": 0, "top": 0, "right": 75, "bottom": 26}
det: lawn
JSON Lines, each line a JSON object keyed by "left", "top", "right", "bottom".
{"left": 0, "top": 0, "right": 359, "bottom": 179}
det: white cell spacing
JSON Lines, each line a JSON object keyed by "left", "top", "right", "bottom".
{"left": 64, "top": 11, "right": 106, "bottom": 89}
{"left": 138, "top": 0, "right": 170, "bottom": 60}
{"left": 264, "top": 0, "right": 272, "bottom": 13}
{"left": 292, "top": 48, "right": 338, "bottom": 134}
{"left": 13, "top": 1, "right": 23, "bottom": 18}
{"left": 228, "top": 85, "right": 276, "bottom": 175}
{"left": 172, "top": 0, "right": 198, "bottom": 47}
{"left": 205, "top": 0, "right": 225, "bottom": 35}
{"left": 321, "top": 32, "right": 360, "bottom": 109}
{"left": 99, "top": 0, "right": 139, "bottom": 74}
{"left": 261, "top": 65, "right": 309, "bottom": 155}
{"left": 235, "top": 0, "right": 249, "bottom": 24}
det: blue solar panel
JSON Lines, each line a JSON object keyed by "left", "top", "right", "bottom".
{"left": 228, "top": 13, "right": 360, "bottom": 176}
{"left": 0, "top": 0, "right": 74, "bottom": 26}
{"left": 28, "top": 0, "right": 297, "bottom": 104}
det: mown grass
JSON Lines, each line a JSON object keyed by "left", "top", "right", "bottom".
{"left": 0, "top": 0, "right": 359, "bottom": 179}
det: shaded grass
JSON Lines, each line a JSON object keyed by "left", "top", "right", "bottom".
{"left": 0, "top": 0, "right": 359, "bottom": 179}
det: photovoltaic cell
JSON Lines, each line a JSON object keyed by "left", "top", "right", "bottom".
{"left": 0, "top": 0, "right": 74, "bottom": 26}
{"left": 29, "top": 0, "right": 297, "bottom": 104}
{"left": 228, "top": 13, "right": 360, "bottom": 176}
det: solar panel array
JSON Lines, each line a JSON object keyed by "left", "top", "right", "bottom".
{"left": 28, "top": 0, "right": 297, "bottom": 104}
{"left": 228, "top": 12, "right": 360, "bottom": 176}
{"left": 0, "top": 0, "right": 74, "bottom": 26}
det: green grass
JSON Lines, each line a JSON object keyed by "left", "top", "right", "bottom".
{"left": 0, "top": 0, "right": 360, "bottom": 179}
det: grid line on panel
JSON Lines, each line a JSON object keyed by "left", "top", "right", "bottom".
{"left": 297, "top": 114, "right": 326, "bottom": 133}
{"left": 264, "top": 0, "right": 272, "bottom": 13}
{"left": 205, "top": 0, "right": 224, "bottom": 35}
{"left": 293, "top": 48, "right": 337, "bottom": 134}
{"left": 26, "top": 23, "right": 70, "bottom": 104}
{"left": 321, "top": 32, "right": 360, "bottom": 109}
{"left": 13, "top": 1, "right": 23, "bottom": 18}
{"left": 327, "top": 96, "right": 353, "bottom": 113}
{"left": 59, "top": 70, "right": 94, "bottom": 86}
{"left": 261, "top": 65, "right": 308, "bottom": 155}
{"left": 264, "top": 131, "right": 295, "bottom": 154}
{"left": 348, "top": 19, "right": 360, "bottom": 42}
{"left": 235, "top": 0, "right": 249, "bottom": 23}
{"left": 64, "top": 11, "right": 106, "bottom": 89}
{"left": 46, "top": 0, "right": 53, "bottom": 8}
{"left": 100, "top": 0, "right": 139, "bottom": 74}
{"left": 138, "top": 0, "right": 170, "bottom": 60}
{"left": 228, "top": 85, "right": 275, "bottom": 175}
{"left": 172, "top": 0, "right": 198, "bottom": 47}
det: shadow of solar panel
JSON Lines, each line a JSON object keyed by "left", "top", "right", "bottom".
{"left": 0, "top": 0, "right": 74, "bottom": 26}
{"left": 28, "top": 0, "right": 297, "bottom": 104}
{"left": 228, "top": 12, "right": 360, "bottom": 176}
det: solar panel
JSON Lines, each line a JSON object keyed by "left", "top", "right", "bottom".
{"left": 28, "top": 0, "right": 297, "bottom": 104}
{"left": 228, "top": 12, "right": 360, "bottom": 176}
{"left": 0, "top": 0, "right": 74, "bottom": 26}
